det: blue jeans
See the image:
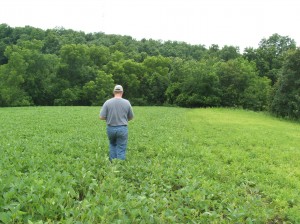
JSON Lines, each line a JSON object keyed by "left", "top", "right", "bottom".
{"left": 106, "top": 125, "right": 128, "bottom": 160}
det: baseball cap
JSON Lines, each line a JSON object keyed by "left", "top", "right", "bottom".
{"left": 114, "top": 85, "right": 123, "bottom": 92}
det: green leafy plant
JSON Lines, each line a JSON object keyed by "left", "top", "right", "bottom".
{"left": 0, "top": 106, "right": 299, "bottom": 223}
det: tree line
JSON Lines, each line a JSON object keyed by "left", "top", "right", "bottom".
{"left": 0, "top": 24, "right": 299, "bottom": 119}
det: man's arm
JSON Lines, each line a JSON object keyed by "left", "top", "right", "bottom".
{"left": 128, "top": 106, "right": 134, "bottom": 121}
{"left": 99, "top": 102, "right": 107, "bottom": 120}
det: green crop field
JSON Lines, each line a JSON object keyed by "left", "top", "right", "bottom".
{"left": 0, "top": 106, "right": 300, "bottom": 223}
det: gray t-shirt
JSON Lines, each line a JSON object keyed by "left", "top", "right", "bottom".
{"left": 100, "top": 98, "right": 134, "bottom": 126}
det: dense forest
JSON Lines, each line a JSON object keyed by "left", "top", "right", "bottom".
{"left": 0, "top": 23, "right": 299, "bottom": 119}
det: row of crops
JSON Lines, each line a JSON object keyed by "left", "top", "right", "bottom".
{"left": 1, "top": 106, "right": 300, "bottom": 223}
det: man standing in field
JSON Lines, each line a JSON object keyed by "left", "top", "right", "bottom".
{"left": 99, "top": 85, "right": 134, "bottom": 161}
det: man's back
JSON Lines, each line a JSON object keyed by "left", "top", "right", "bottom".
{"left": 100, "top": 98, "right": 134, "bottom": 126}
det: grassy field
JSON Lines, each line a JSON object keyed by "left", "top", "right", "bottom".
{"left": 0, "top": 106, "right": 299, "bottom": 223}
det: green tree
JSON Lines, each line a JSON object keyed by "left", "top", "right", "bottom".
{"left": 219, "top": 45, "right": 241, "bottom": 61}
{"left": 206, "top": 44, "right": 220, "bottom": 59}
{"left": 82, "top": 71, "right": 114, "bottom": 106}
{"left": 121, "top": 59, "right": 145, "bottom": 103}
{"left": 0, "top": 24, "right": 14, "bottom": 65}
{"left": 54, "top": 87, "right": 81, "bottom": 106}
{"left": 251, "top": 34, "right": 296, "bottom": 84}
{"left": 142, "top": 56, "right": 171, "bottom": 105}
{"left": 138, "top": 39, "right": 161, "bottom": 56}
{"left": 88, "top": 45, "right": 110, "bottom": 68}
{"left": 42, "top": 30, "right": 62, "bottom": 54}
{"left": 18, "top": 40, "right": 59, "bottom": 105}
{"left": 0, "top": 52, "right": 31, "bottom": 106}
{"left": 58, "top": 44, "right": 91, "bottom": 86}
{"left": 241, "top": 76, "right": 271, "bottom": 111}
{"left": 165, "top": 58, "right": 185, "bottom": 105}
{"left": 216, "top": 58, "right": 271, "bottom": 110}
{"left": 270, "top": 48, "right": 300, "bottom": 119}
{"left": 56, "top": 28, "right": 87, "bottom": 45}
{"left": 103, "top": 52, "right": 144, "bottom": 104}
{"left": 243, "top": 47, "right": 257, "bottom": 62}
{"left": 171, "top": 59, "right": 221, "bottom": 107}
{"left": 1, "top": 40, "right": 59, "bottom": 106}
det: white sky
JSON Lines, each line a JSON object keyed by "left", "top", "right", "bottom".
{"left": 1, "top": 0, "right": 300, "bottom": 51}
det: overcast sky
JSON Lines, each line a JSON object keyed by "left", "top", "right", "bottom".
{"left": 1, "top": 0, "right": 300, "bottom": 51}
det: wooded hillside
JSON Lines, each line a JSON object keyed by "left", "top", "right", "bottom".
{"left": 0, "top": 24, "right": 299, "bottom": 119}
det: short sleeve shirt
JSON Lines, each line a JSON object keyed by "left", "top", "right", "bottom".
{"left": 100, "top": 98, "right": 134, "bottom": 126}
